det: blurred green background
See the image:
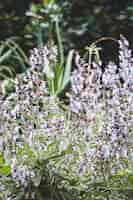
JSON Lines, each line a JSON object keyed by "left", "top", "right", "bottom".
{"left": 0, "top": 1, "right": 133, "bottom": 43}
{"left": 0, "top": 0, "right": 133, "bottom": 76}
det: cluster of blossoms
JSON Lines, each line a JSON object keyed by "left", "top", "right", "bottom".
{"left": 70, "top": 35, "right": 133, "bottom": 177}
{"left": 0, "top": 36, "right": 133, "bottom": 199}
{"left": 30, "top": 42, "right": 58, "bottom": 78}
{"left": 0, "top": 43, "right": 66, "bottom": 199}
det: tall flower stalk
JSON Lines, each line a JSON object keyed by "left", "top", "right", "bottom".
{"left": 70, "top": 35, "right": 133, "bottom": 179}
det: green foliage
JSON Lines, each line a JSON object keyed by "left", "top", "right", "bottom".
{"left": 54, "top": 22, "right": 74, "bottom": 95}
{"left": 46, "top": 50, "right": 74, "bottom": 95}
{"left": 0, "top": 38, "right": 29, "bottom": 80}
{"left": 1, "top": 78, "right": 15, "bottom": 96}
{"left": 0, "top": 153, "right": 10, "bottom": 176}
{"left": 25, "top": 0, "right": 62, "bottom": 47}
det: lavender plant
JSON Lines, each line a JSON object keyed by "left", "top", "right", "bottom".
{"left": 0, "top": 35, "right": 132, "bottom": 200}
{"left": 69, "top": 35, "right": 133, "bottom": 199}
{"left": 29, "top": 40, "right": 74, "bottom": 95}
{"left": 27, "top": 0, "right": 74, "bottom": 96}
{"left": 0, "top": 55, "right": 76, "bottom": 199}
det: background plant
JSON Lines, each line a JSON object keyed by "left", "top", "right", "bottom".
{"left": 0, "top": 37, "right": 29, "bottom": 79}
{"left": 1, "top": 0, "right": 133, "bottom": 56}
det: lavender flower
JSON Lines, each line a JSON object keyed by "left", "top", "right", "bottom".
{"left": 30, "top": 42, "right": 58, "bottom": 78}
{"left": 70, "top": 35, "right": 133, "bottom": 177}
{"left": 0, "top": 35, "right": 132, "bottom": 199}
{"left": 0, "top": 43, "right": 65, "bottom": 198}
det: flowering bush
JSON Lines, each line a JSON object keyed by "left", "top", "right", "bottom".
{"left": 0, "top": 35, "right": 132, "bottom": 200}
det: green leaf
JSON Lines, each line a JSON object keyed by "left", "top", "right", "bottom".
{"left": 0, "top": 65, "right": 15, "bottom": 78}
{"left": 0, "top": 165, "right": 11, "bottom": 176}
{"left": 62, "top": 144, "right": 73, "bottom": 155}
{"left": 0, "top": 49, "right": 13, "bottom": 64}
{"left": 0, "top": 44, "right": 4, "bottom": 56}
{"left": 6, "top": 38, "right": 29, "bottom": 64}
{"left": 45, "top": 63, "right": 55, "bottom": 79}
{"left": 54, "top": 64, "right": 64, "bottom": 94}
{"left": 23, "top": 113, "right": 33, "bottom": 120}
{"left": 55, "top": 20, "right": 64, "bottom": 66}
{"left": 116, "top": 169, "right": 127, "bottom": 177}
{"left": 0, "top": 153, "right": 4, "bottom": 165}
{"left": 128, "top": 174, "right": 133, "bottom": 184}
{"left": 61, "top": 49, "right": 74, "bottom": 90}
{"left": 5, "top": 39, "right": 29, "bottom": 71}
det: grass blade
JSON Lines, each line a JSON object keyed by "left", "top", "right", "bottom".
{"left": 0, "top": 49, "right": 13, "bottom": 64}
{"left": 61, "top": 49, "right": 74, "bottom": 90}
{"left": 55, "top": 20, "right": 64, "bottom": 66}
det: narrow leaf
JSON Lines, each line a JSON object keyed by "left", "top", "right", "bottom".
{"left": 0, "top": 49, "right": 13, "bottom": 64}
{"left": 62, "top": 49, "right": 74, "bottom": 90}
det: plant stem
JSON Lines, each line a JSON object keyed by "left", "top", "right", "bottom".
{"left": 91, "top": 37, "right": 118, "bottom": 47}
{"left": 55, "top": 19, "right": 64, "bottom": 66}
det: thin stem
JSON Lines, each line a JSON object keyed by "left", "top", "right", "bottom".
{"left": 37, "top": 26, "right": 43, "bottom": 48}
{"left": 51, "top": 79, "right": 55, "bottom": 95}
{"left": 55, "top": 20, "right": 64, "bottom": 66}
{"left": 91, "top": 37, "right": 118, "bottom": 47}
